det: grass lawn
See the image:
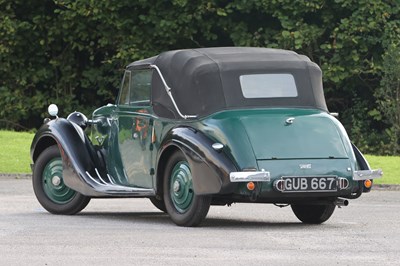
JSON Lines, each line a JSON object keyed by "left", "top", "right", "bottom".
{"left": 365, "top": 155, "right": 399, "bottom": 185}
{"left": 0, "top": 130, "right": 33, "bottom": 173}
{"left": 0, "top": 131, "right": 398, "bottom": 184}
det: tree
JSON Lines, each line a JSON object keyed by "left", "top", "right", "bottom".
{"left": 375, "top": 44, "right": 400, "bottom": 155}
{"left": 0, "top": 0, "right": 399, "bottom": 154}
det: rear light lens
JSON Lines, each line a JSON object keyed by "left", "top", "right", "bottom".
{"left": 247, "top": 182, "right": 255, "bottom": 191}
{"left": 364, "top": 179, "right": 372, "bottom": 189}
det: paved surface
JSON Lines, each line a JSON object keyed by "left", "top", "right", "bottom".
{"left": 0, "top": 177, "right": 399, "bottom": 266}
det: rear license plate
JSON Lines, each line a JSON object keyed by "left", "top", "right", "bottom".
{"left": 281, "top": 176, "right": 337, "bottom": 193}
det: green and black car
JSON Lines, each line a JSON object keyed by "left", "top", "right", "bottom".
{"left": 31, "top": 47, "right": 382, "bottom": 226}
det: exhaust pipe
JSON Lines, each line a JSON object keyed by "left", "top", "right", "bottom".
{"left": 334, "top": 198, "right": 349, "bottom": 207}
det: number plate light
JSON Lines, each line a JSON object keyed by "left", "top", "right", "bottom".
{"left": 338, "top": 177, "right": 349, "bottom": 190}
{"left": 274, "top": 179, "right": 285, "bottom": 192}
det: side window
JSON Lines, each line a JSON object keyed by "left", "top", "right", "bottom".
{"left": 130, "top": 69, "right": 153, "bottom": 106}
{"left": 118, "top": 70, "right": 131, "bottom": 105}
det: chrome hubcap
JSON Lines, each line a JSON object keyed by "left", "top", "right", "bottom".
{"left": 170, "top": 161, "right": 194, "bottom": 213}
{"left": 173, "top": 180, "right": 180, "bottom": 192}
{"left": 52, "top": 176, "right": 61, "bottom": 186}
{"left": 42, "top": 157, "right": 76, "bottom": 204}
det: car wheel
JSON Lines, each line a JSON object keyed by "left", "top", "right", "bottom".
{"left": 163, "top": 150, "right": 211, "bottom": 227}
{"left": 32, "top": 145, "right": 90, "bottom": 215}
{"left": 291, "top": 204, "right": 335, "bottom": 224}
{"left": 149, "top": 197, "right": 167, "bottom": 213}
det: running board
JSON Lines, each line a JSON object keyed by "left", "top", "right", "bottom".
{"left": 63, "top": 164, "right": 155, "bottom": 197}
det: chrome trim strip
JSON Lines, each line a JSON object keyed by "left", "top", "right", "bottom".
{"left": 150, "top": 64, "right": 197, "bottom": 119}
{"left": 330, "top": 112, "right": 339, "bottom": 117}
{"left": 86, "top": 171, "right": 104, "bottom": 186}
{"left": 212, "top": 142, "right": 224, "bottom": 152}
{"left": 107, "top": 174, "right": 116, "bottom": 185}
{"left": 285, "top": 117, "right": 295, "bottom": 125}
{"left": 230, "top": 171, "right": 271, "bottom": 182}
{"left": 95, "top": 168, "right": 108, "bottom": 184}
{"left": 86, "top": 171, "right": 153, "bottom": 191}
{"left": 353, "top": 169, "right": 383, "bottom": 180}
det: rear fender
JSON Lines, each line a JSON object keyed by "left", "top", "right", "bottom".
{"left": 351, "top": 143, "right": 372, "bottom": 193}
{"left": 351, "top": 143, "right": 371, "bottom": 170}
{"left": 31, "top": 118, "right": 106, "bottom": 196}
{"left": 157, "top": 127, "right": 237, "bottom": 195}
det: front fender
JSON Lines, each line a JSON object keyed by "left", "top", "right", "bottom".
{"left": 158, "top": 127, "right": 238, "bottom": 195}
{"left": 31, "top": 118, "right": 106, "bottom": 196}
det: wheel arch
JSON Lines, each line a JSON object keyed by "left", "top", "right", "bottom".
{"left": 155, "top": 145, "right": 180, "bottom": 198}
{"left": 156, "top": 126, "right": 237, "bottom": 196}
{"left": 31, "top": 118, "right": 106, "bottom": 197}
{"left": 32, "top": 135, "right": 58, "bottom": 163}
{"left": 32, "top": 145, "right": 91, "bottom": 214}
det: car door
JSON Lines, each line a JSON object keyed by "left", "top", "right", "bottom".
{"left": 109, "top": 68, "right": 154, "bottom": 189}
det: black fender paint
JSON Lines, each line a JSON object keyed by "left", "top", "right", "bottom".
{"left": 31, "top": 118, "right": 108, "bottom": 196}
{"left": 351, "top": 143, "right": 372, "bottom": 193}
{"left": 157, "top": 126, "right": 238, "bottom": 195}
{"left": 351, "top": 143, "right": 371, "bottom": 170}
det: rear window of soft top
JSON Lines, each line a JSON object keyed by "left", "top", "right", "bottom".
{"left": 239, "top": 74, "right": 298, "bottom": 98}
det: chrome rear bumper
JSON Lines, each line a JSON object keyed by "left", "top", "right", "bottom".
{"left": 230, "top": 170, "right": 271, "bottom": 182}
{"left": 353, "top": 169, "right": 383, "bottom": 180}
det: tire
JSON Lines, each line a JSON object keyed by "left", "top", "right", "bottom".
{"left": 32, "top": 145, "right": 90, "bottom": 215}
{"left": 291, "top": 203, "right": 335, "bottom": 224}
{"left": 163, "top": 150, "right": 211, "bottom": 227}
{"left": 149, "top": 197, "right": 167, "bottom": 213}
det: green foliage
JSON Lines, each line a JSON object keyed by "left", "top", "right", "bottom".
{"left": 0, "top": 0, "right": 399, "bottom": 154}
{"left": 375, "top": 44, "right": 400, "bottom": 155}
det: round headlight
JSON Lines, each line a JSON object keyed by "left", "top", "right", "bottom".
{"left": 48, "top": 104, "right": 58, "bottom": 117}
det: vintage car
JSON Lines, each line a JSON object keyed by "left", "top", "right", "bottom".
{"left": 31, "top": 47, "right": 382, "bottom": 226}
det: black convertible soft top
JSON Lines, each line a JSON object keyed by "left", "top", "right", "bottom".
{"left": 127, "top": 47, "right": 328, "bottom": 119}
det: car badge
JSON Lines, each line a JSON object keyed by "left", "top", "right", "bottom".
{"left": 299, "top": 164, "right": 312, "bottom": 169}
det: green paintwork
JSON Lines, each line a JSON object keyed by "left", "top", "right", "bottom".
{"left": 257, "top": 158, "right": 355, "bottom": 193}
{"left": 197, "top": 108, "right": 356, "bottom": 171}
{"left": 42, "top": 157, "right": 76, "bottom": 204}
{"left": 195, "top": 108, "right": 356, "bottom": 195}
{"left": 113, "top": 105, "right": 153, "bottom": 188}
{"left": 90, "top": 104, "right": 116, "bottom": 149}
{"left": 92, "top": 104, "right": 116, "bottom": 117}
{"left": 169, "top": 161, "right": 194, "bottom": 213}
{"left": 90, "top": 104, "right": 358, "bottom": 197}
{"left": 240, "top": 112, "right": 347, "bottom": 159}
{"left": 91, "top": 103, "right": 156, "bottom": 188}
